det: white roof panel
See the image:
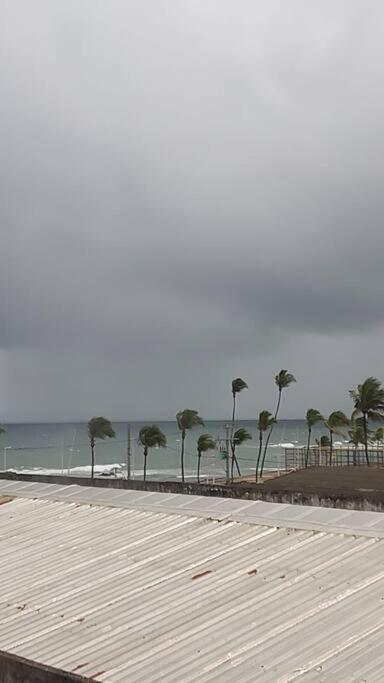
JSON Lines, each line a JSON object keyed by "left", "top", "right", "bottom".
{"left": 0, "top": 481, "right": 384, "bottom": 681}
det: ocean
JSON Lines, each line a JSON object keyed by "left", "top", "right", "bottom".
{"left": 0, "top": 420, "right": 347, "bottom": 481}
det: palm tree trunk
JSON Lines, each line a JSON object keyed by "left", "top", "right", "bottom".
{"left": 143, "top": 446, "right": 148, "bottom": 482}
{"left": 197, "top": 451, "right": 201, "bottom": 484}
{"left": 181, "top": 431, "right": 186, "bottom": 483}
{"left": 363, "top": 413, "right": 370, "bottom": 467}
{"left": 256, "top": 433, "right": 263, "bottom": 482}
{"left": 305, "top": 428, "right": 311, "bottom": 468}
{"left": 260, "top": 390, "right": 281, "bottom": 478}
{"left": 90, "top": 438, "right": 95, "bottom": 480}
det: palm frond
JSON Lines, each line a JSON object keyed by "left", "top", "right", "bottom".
{"left": 232, "top": 378, "right": 248, "bottom": 395}
{"left": 257, "top": 410, "right": 276, "bottom": 432}
{"left": 275, "top": 369, "right": 296, "bottom": 390}
{"left": 233, "top": 427, "right": 252, "bottom": 446}
{"left": 138, "top": 425, "right": 167, "bottom": 449}
{"left": 197, "top": 433, "right": 216, "bottom": 453}
{"left": 306, "top": 409, "right": 324, "bottom": 428}
{"left": 88, "top": 417, "right": 116, "bottom": 440}
{"left": 176, "top": 409, "right": 204, "bottom": 431}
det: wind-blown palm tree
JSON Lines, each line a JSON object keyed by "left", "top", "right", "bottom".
{"left": 350, "top": 377, "right": 384, "bottom": 467}
{"left": 231, "top": 427, "right": 252, "bottom": 482}
{"left": 348, "top": 419, "right": 365, "bottom": 466}
{"left": 255, "top": 411, "right": 275, "bottom": 482}
{"left": 260, "top": 369, "right": 296, "bottom": 477}
{"left": 230, "top": 378, "right": 248, "bottom": 479}
{"left": 324, "top": 411, "right": 349, "bottom": 465}
{"left": 305, "top": 409, "right": 324, "bottom": 468}
{"left": 373, "top": 426, "right": 384, "bottom": 445}
{"left": 196, "top": 434, "right": 216, "bottom": 484}
{"left": 138, "top": 425, "right": 167, "bottom": 482}
{"left": 176, "top": 409, "right": 204, "bottom": 483}
{"left": 87, "top": 417, "right": 116, "bottom": 480}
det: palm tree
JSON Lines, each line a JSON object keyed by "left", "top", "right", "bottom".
{"left": 231, "top": 427, "right": 252, "bottom": 482}
{"left": 230, "top": 378, "right": 248, "bottom": 478}
{"left": 138, "top": 425, "right": 167, "bottom": 482}
{"left": 196, "top": 434, "right": 216, "bottom": 484}
{"left": 255, "top": 411, "right": 275, "bottom": 482}
{"left": 260, "top": 369, "right": 296, "bottom": 478}
{"left": 350, "top": 377, "right": 384, "bottom": 467}
{"left": 373, "top": 426, "right": 384, "bottom": 445}
{"left": 176, "top": 409, "right": 204, "bottom": 483}
{"left": 324, "top": 411, "right": 349, "bottom": 465}
{"left": 348, "top": 420, "right": 365, "bottom": 466}
{"left": 87, "top": 417, "right": 116, "bottom": 480}
{"left": 305, "top": 409, "right": 324, "bottom": 468}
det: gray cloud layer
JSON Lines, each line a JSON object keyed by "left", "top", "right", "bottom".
{"left": 2, "top": 1, "right": 384, "bottom": 421}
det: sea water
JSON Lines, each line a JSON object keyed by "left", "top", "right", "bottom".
{"left": 0, "top": 420, "right": 341, "bottom": 480}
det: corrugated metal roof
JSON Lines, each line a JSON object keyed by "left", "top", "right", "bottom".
{"left": 0, "top": 481, "right": 384, "bottom": 681}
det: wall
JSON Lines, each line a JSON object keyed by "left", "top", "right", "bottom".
{"left": 1, "top": 471, "right": 384, "bottom": 511}
{"left": 0, "top": 651, "right": 95, "bottom": 683}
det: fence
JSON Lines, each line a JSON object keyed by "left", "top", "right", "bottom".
{"left": 285, "top": 447, "right": 384, "bottom": 470}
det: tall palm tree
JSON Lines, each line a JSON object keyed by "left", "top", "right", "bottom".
{"left": 305, "top": 409, "right": 324, "bottom": 468}
{"left": 87, "top": 417, "right": 116, "bottom": 480}
{"left": 324, "top": 411, "right": 349, "bottom": 465}
{"left": 350, "top": 377, "right": 384, "bottom": 467}
{"left": 260, "top": 369, "right": 296, "bottom": 477}
{"left": 176, "top": 409, "right": 204, "bottom": 483}
{"left": 138, "top": 425, "right": 167, "bottom": 482}
{"left": 230, "top": 378, "right": 248, "bottom": 478}
{"left": 231, "top": 427, "right": 252, "bottom": 482}
{"left": 255, "top": 410, "right": 275, "bottom": 482}
{"left": 196, "top": 434, "right": 216, "bottom": 484}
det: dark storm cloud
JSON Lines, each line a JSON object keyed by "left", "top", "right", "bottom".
{"left": 2, "top": 0, "right": 384, "bottom": 421}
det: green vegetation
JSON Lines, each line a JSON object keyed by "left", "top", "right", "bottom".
{"left": 230, "top": 378, "right": 248, "bottom": 479}
{"left": 176, "top": 409, "right": 204, "bottom": 483}
{"left": 138, "top": 425, "right": 167, "bottom": 482}
{"left": 196, "top": 434, "right": 216, "bottom": 484}
{"left": 324, "top": 411, "right": 349, "bottom": 465}
{"left": 87, "top": 417, "right": 116, "bottom": 480}
{"left": 256, "top": 411, "right": 275, "bottom": 482}
{"left": 260, "top": 369, "right": 296, "bottom": 478}
{"left": 231, "top": 428, "right": 252, "bottom": 482}
{"left": 350, "top": 377, "right": 384, "bottom": 466}
{"left": 305, "top": 409, "right": 324, "bottom": 467}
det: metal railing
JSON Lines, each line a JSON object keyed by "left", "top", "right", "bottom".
{"left": 285, "top": 447, "right": 384, "bottom": 470}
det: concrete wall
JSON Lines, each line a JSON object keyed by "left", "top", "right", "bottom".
{"left": 0, "top": 651, "right": 95, "bottom": 683}
{"left": 1, "top": 471, "right": 384, "bottom": 511}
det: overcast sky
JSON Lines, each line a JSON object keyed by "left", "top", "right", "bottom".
{"left": 2, "top": 1, "right": 384, "bottom": 422}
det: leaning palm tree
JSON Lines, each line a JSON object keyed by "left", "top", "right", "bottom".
{"left": 350, "top": 377, "right": 384, "bottom": 467}
{"left": 176, "top": 409, "right": 204, "bottom": 483}
{"left": 305, "top": 409, "right": 324, "bottom": 468}
{"left": 87, "top": 417, "right": 116, "bottom": 480}
{"left": 255, "top": 411, "right": 275, "bottom": 482}
{"left": 324, "top": 411, "right": 349, "bottom": 465}
{"left": 196, "top": 434, "right": 216, "bottom": 484}
{"left": 138, "top": 425, "right": 167, "bottom": 482}
{"left": 230, "top": 378, "right": 248, "bottom": 478}
{"left": 260, "top": 369, "right": 296, "bottom": 478}
{"left": 231, "top": 427, "right": 252, "bottom": 482}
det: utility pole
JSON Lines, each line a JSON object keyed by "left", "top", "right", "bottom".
{"left": 225, "top": 423, "right": 230, "bottom": 482}
{"left": 127, "top": 425, "right": 132, "bottom": 480}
